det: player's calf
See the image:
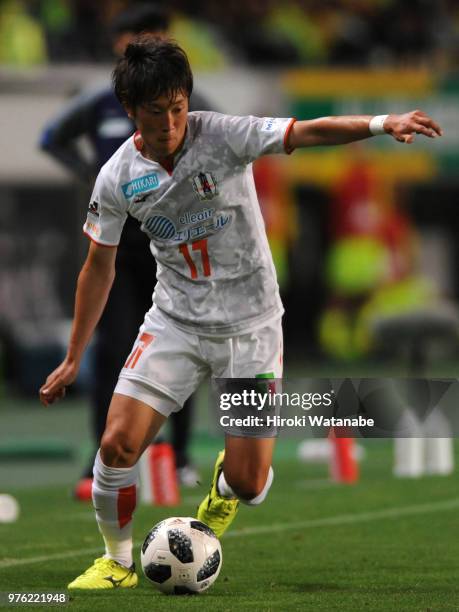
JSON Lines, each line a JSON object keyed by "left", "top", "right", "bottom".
{"left": 100, "top": 430, "right": 140, "bottom": 468}
{"left": 91, "top": 449, "right": 139, "bottom": 569}
{"left": 222, "top": 465, "right": 274, "bottom": 503}
{"left": 197, "top": 452, "right": 275, "bottom": 538}
{"left": 228, "top": 466, "right": 274, "bottom": 505}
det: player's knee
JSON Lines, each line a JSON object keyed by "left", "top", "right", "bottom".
{"left": 100, "top": 431, "right": 138, "bottom": 467}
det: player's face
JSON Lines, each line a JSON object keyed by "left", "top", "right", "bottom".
{"left": 129, "top": 93, "right": 189, "bottom": 160}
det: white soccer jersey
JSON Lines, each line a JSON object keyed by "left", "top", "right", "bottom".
{"left": 84, "top": 111, "right": 296, "bottom": 336}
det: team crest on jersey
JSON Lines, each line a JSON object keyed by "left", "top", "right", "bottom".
{"left": 191, "top": 172, "right": 218, "bottom": 201}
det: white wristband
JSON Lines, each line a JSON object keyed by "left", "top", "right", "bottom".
{"left": 369, "top": 114, "right": 389, "bottom": 136}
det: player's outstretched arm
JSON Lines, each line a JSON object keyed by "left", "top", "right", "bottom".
{"left": 39, "top": 241, "right": 117, "bottom": 407}
{"left": 287, "top": 110, "right": 442, "bottom": 149}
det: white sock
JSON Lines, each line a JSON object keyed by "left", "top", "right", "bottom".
{"left": 241, "top": 466, "right": 274, "bottom": 506}
{"left": 217, "top": 471, "right": 236, "bottom": 498}
{"left": 92, "top": 450, "right": 139, "bottom": 568}
{"left": 218, "top": 466, "right": 274, "bottom": 505}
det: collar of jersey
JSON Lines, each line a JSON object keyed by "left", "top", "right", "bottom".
{"left": 132, "top": 124, "right": 190, "bottom": 172}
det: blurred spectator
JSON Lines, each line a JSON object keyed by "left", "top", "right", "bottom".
{"left": 253, "top": 157, "right": 298, "bottom": 289}
{"left": 39, "top": 0, "right": 72, "bottom": 59}
{"left": 2, "top": 0, "right": 458, "bottom": 69}
{"left": 318, "top": 149, "right": 437, "bottom": 361}
{"left": 0, "top": 0, "right": 47, "bottom": 66}
{"left": 374, "top": 0, "right": 438, "bottom": 67}
{"left": 326, "top": 1, "right": 377, "bottom": 66}
{"left": 169, "top": 11, "right": 227, "bottom": 70}
{"left": 264, "top": 2, "right": 327, "bottom": 65}
{"left": 211, "top": 0, "right": 301, "bottom": 66}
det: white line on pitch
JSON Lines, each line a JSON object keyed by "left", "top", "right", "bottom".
{"left": 1, "top": 497, "right": 459, "bottom": 569}
{"left": 225, "top": 497, "right": 459, "bottom": 538}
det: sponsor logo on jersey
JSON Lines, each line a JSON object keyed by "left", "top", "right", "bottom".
{"left": 174, "top": 213, "right": 231, "bottom": 242}
{"left": 261, "top": 117, "right": 278, "bottom": 132}
{"left": 179, "top": 208, "right": 214, "bottom": 225}
{"left": 88, "top": 200, "right": 99, "bottom": 217}
{"left": 122, "top": 173, "right": 160, "bottom": 199}
{"left": 191, "top": 172, "right": 218, "bottom": 201}
{"left": 143, "top": 211, "right": 231, "bottom": 243}
{"left": 144, "top": 215, "right": 177, "bottom": 240}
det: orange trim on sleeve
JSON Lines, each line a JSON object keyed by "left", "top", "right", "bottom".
{"left": 83, "top": 230, "right": 118, "bottom": 248}
{"left": 283, "top": 117, "right": 297, "bottom": 155}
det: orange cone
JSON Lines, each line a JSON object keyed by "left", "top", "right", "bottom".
{"left": 139, "top": 443, "right": 180, "bottom": 506}
{"left": 330, "top": 431, "right": 359, "bottom": 483}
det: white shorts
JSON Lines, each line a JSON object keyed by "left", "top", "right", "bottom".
{"left": 114, "top": 306, "right": 283, "bottom": 417}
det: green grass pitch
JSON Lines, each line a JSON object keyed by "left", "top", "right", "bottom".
{"left": 1, "top": 440, "right": 459, "bottom": 611}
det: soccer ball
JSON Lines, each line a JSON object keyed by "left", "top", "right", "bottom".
{"left": 141, "top": 517, "right": 222, "bottom": 594}
{"left": 0, "top": 494, "right": 19, "bottom": 523}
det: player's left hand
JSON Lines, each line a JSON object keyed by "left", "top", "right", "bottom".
{"left": 384, "top": 110, "right": 443, "bottom": 144}
{"left": 39, "top": 357, "right": 79, "bottom": 407}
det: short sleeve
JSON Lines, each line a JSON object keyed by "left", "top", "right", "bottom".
{"left": 204, "top": 113, "right": 296, "bottom": 164}
{"left": 83, "top": 168, "right": 127, "bottom": 246}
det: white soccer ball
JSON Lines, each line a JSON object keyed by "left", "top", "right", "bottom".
{"left": 141, "top": 517, "right": 222, "bottom": 595}
{"left": 0, "top": 494, "right": 19, "bottom": 523}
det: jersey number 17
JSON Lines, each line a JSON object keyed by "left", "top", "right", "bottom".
{"left": 179, "top": 238, "right": 211, "bottom": 279}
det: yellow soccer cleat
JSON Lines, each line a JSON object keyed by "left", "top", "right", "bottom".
{"left": 197, "top": 450, "right": 239, "bottom": 538}
{"left": 67, "top": 557, "right": 138, "bottom": 590}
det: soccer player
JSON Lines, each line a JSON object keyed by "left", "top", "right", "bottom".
{"left": 39, "top": 37, "right": 442, "bottom": 589}
{"left": 40, "top": 4, "right": 211, "bottom": 497}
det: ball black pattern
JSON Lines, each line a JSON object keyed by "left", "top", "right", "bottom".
{"left": 144, "top": 562, "right": 172, "bottom": 584}
{"left": 197, "top": 549, "right": 221, "bottom": 581}
{"left": 142, "top": 520, "right": 166, "bottom": 555}
{"left": 168, "top": 528, "right": 194, "bottom": 563}
{"left": 190, "top": 520, "right": 217, "bottom": 539}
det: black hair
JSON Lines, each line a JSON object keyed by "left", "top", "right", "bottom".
{"left": 110, "top": 3, "right": 170, "bottom": 36}
{"left": 112, "top": 36, "right": 193, "bottom": 109}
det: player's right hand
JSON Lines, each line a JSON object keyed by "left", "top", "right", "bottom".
{"left": 384, "top": 110, "right": 443, "bottom": 143}
{"left": 39, "top": 358, "right": 79, "bottom": 407}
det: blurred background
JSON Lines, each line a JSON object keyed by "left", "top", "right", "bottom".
{"left": 1, "top": 0, "right": 459, "bottom": 491}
